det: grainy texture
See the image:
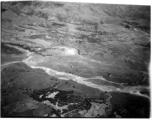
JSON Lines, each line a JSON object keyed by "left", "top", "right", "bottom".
{"left": 1, "top": 1, "right": 150, "bottom": 118}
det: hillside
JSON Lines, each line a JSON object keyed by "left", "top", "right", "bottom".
{"left": 1, "top": 1, "right": 150, "bottom": 118}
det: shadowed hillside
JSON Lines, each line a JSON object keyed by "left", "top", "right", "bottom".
{"left": 2, "top": 1, "right": 150, "bottom": 32}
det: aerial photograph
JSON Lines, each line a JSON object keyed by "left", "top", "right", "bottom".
{"left": 1, "top": 0, "right": 151, "bottom": 118}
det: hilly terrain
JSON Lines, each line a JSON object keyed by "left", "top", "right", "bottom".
{"left": 1, "top": 1, "right": 150, "bottom": 118}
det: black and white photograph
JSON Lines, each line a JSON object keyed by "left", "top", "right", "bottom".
{"left": 1, "top": 0, "right": 151, "bottom": 118}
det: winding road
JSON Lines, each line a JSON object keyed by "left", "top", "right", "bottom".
{"left": 1, "top": 45, "right": 150, "bottom": 99}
